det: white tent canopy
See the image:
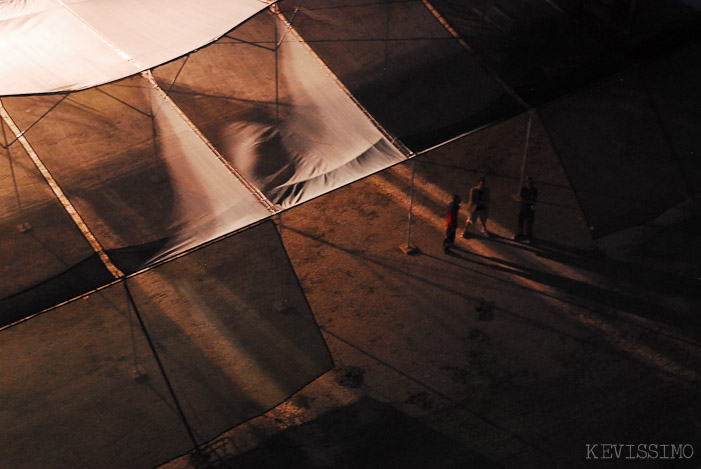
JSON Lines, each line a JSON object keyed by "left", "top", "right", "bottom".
{"left": 0, "top": 0, "right": 271, "bottom": 95}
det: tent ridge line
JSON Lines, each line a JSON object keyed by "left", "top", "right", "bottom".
{"left": 0, "top": 102, "right": 124, "bottom": 279}
{"left": 420, "top": 0, "right": 530, "bottom": 111}
{"left": 273, "top": 6, "right": 412, "bottom": 158}
{"left": 142, "top": 71, "right": 278, "bottom": 214}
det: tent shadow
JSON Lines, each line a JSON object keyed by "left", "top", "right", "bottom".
{"left": 210, "top": 397, "right": 501, "bottom": 469}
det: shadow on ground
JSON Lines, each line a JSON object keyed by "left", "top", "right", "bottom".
{"left": 203, "top": 397, "right": 500, "bottom": 469}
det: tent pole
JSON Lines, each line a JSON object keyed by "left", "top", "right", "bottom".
{"left": 277, "top": 213, "right": 284, "bottom": 308}
{"left": 127, "top": 297, "right": 141, "bottom": 377}
{"left": 401, "top": 159, "right": 418, "bottom": 254}
{"left": 518, "top": 110, "right": 533, "bottom": 194}
{"left": 384, "top": 2, "right": 391, "bottom": 86}
{"left": 122, "top": 279, "right": 202, "bottom": 455}
{"left": 1, "top": 117, "right": 25, "bottom": 224}
{"left": 274, "top": 11, "right": 279, "bottom": 122}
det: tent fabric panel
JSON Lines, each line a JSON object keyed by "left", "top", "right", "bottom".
{"left": 127, "top": 220, "right": 333, "bottom": 446}
{"left": 641, "top": 40, "right": 701, "bottom": 193}
{"left": 0, "top": 283, "right": 192, "bottom": 469}
{"left": 147, "top": 84, "right": 273, "bottom": 263}
{"left": 551, "top": 0, "right": 701, "bottom": 43}
{"left": 0, "top": 4, "right": 137, "bottom": 95}
{"left": 617, "top": 0, "right": 701, "bottom": 43}
{"left": 428, "top": 0, "right": 632, "bottom": 106}
{"left": 0, "top": 221, "right": 331, "bottom": 468}
{"left": 539, "top": 71, "right": 691, "bottom": 238}
{"left": 280, "top": 0, "right": 524, "bottom": 151}
{"left": 66, "top": 0, "right": 269, "bottom": 71}
{"left": 153, "top": 11, "right": 406, "bottom": 212}
{"left": 0, "top": 0, "right": 269, "bottom": 95}
{"left": 270, "top": 14, "right": 407, "bottom": 206}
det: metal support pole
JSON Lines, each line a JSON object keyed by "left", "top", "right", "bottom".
{"left": 122, "top": 280, "right": 201, "bottom": 455}
{"left": 518, "top": 111, "right": 533, "bottom": 194}
{"left": 401, "top": 159, "right": 419, "bottom": 254}
{"left": 274, "top": 12, "right": 279, "bottom": 123}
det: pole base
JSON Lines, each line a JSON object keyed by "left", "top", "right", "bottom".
{"left": 400, "top": 244, "right": 420, "bottom": 255}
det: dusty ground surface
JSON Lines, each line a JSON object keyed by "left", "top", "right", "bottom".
{"left": 161, "top": 113, "right": 701, "bottom": 469}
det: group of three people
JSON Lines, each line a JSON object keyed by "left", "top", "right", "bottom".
{"left": 443, "top": 175, "right": 537, "bottom": 253}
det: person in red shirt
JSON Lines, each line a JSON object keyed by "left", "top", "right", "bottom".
{"left": 444, "top": 194, "right": 461, "bottom": 253}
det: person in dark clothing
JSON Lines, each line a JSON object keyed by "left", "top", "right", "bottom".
{"left": 461, "top": 176, "right": 490, "bottom": 238}
{"left": 444, "top": 194, "right": 461, "bottom": 253}
{"left": 515, "top": 176, "right": 537, "bottom": 239}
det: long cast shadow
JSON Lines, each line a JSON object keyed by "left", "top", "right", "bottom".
{"left": 489, "top": 234, "right": 701, "bottom": 300}
{"left": 220, "top": 397, "right": 502, "bottom": 469}
{"left": 462, "top": 245, "right": 701, "bottom": 332}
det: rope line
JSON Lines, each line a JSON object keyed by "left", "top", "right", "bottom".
{"left": 3, "top": 95, "right": 70, "bottom": 148}
{"left": 95, "top": 88, "right": 152, "bottom": 118}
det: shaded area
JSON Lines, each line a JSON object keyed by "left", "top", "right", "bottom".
{"left": 107, "top": 237, "right": 172, "bottom": 274}
{"left": 224, "top": 398, "right": 500, "bottom": 469}
{"left": 1, "top": 115, "right": 108, "bottom": 319}
{"left": 0, "top": 221, "right": 332, "bottom": 468}
{"left": 421, "top": 0, "right": 701, "bottom": 239}
{"left": 459, "top": 236, "right": 701, "bottom": 333}
{"left": 429, "top": 0, "right": 701, "bottom": 106}
{"left": 538, "top": 65, "right": 697, "bottom": 238}
{"left": 0, "top": 253, "right": 114, "bottom": 326}
{"left": 642, "top": 40, "right": 701, "bottom": 192}
{"left": 0, "top": 281, "right": 192, "bottom": 469}
{"left": 128, "top": 221, "right": 333, "bottom": 444}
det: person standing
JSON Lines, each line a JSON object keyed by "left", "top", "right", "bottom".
{"left": 444, "top": 194, "right": 461, "bottom": 253}
{"left": 462, "top": 176, "right": 490, "bottom": 238}
{"left": 515, "top": 176, "right": 538, "bottom": 240}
